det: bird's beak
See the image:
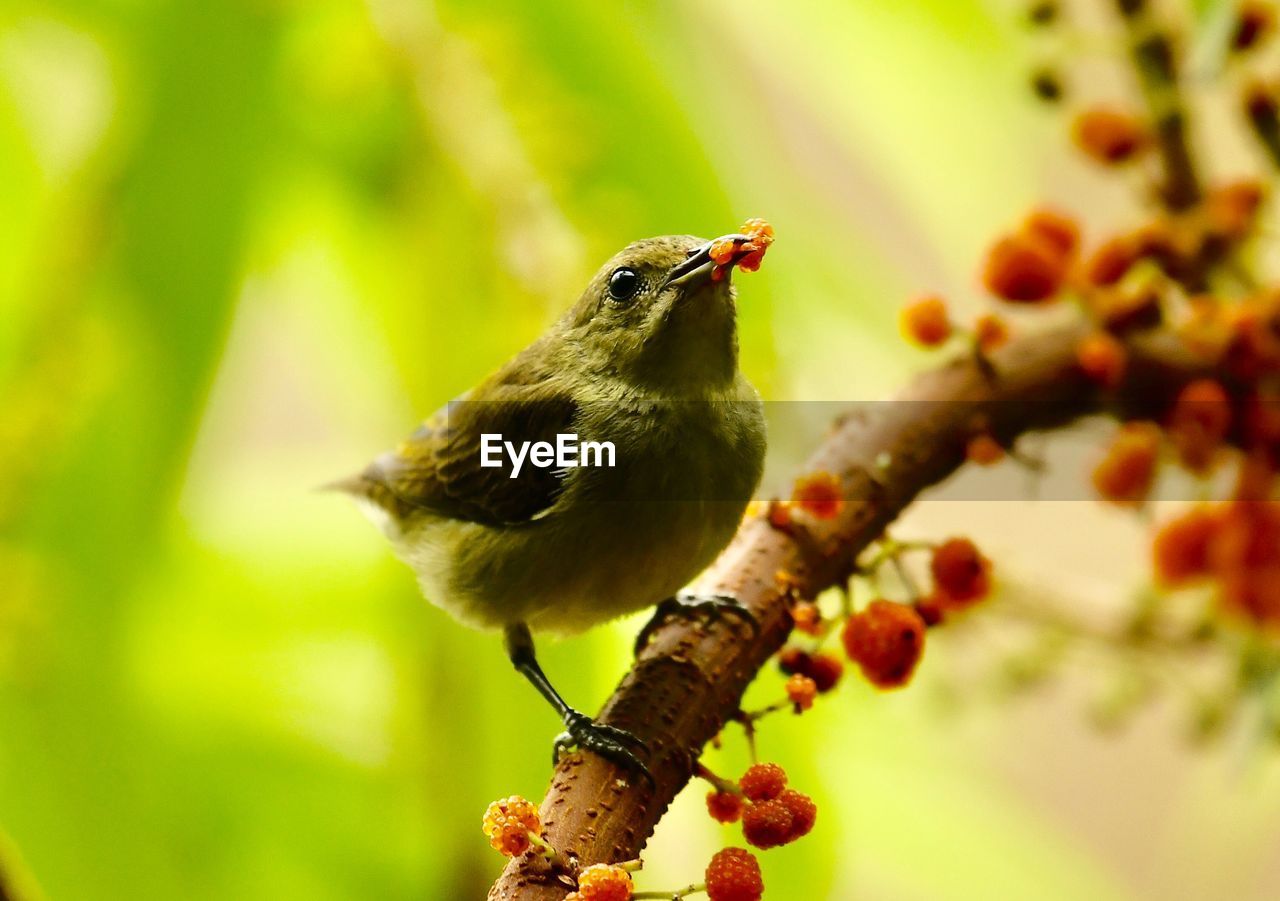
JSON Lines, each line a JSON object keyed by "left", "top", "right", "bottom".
{"left": 663, "top": 234, "right": 751, "bottom": 289}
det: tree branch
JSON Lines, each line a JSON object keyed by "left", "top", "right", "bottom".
{"left": 488, "top": 322, "right": 1216, "bottom": 900}
{"left": 1113, "top": 0, "right": 1202, "bottom": 212}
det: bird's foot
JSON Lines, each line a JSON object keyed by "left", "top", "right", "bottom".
{"left": 634, "top": 592, "right": 759, "bottom": 655}
{"left": 553, "top": 710, "right": 653, "bottom": 786}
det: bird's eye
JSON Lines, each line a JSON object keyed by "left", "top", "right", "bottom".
{"left": 607, "top": 267, "right": 642, "bottom": 303}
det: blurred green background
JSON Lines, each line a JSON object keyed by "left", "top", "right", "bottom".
{"left": 4, "top": 0, "right": 1280, "bottom": 898}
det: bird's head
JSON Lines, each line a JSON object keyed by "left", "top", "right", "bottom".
{"left": 561, "top": 223, "right": 772, "bottom": 392}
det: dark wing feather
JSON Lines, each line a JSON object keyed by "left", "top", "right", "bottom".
{"left": 342, "top": 360, "right": 577, "bottom": 527}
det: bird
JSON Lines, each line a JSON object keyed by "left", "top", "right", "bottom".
{"left": 333, "top": 223, "right": 772, "bottom": 777}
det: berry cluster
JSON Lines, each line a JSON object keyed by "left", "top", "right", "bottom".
{"left": 893, "top": 0, "right": 1280, "bottom": 733}
{"left": 708, "top": 218, "right": 775, "bottom": 281}
{"left": 704, "top": 765, "right": 817, "bottom": 838}
{"left": 482, "top": 795, "right": 545, "bottom": 858}
{"left": 565, "top": 863, "right": 633, "bottom": 901}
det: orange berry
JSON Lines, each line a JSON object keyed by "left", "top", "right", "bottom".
{"left": 786, "top": 673, "right": 818, "bottom": 711}
{"left": 781, "top": 649, "right": 845, "bottom": 692}
{"left": 790, "top": 600, "right": 823, "bottom": 635}
{"left": 901, "top": 295, "right": 953, "bottom": 347}
{"left": 1083, "top": 235, "right": 1139, "bottom": 287}
{"left": 983, "top": 232, "right": 1066, "bottom": 303}
{"left": 1153, "top": 505, "right": 1224, "bottom": 587}
{"left": 974, "top": 313, "right": 1010, "bottom": 353}
{"left": 707, "top": 789, "right": 746, "bottom": 824}
{"left": 1169, "top": 379, "right": 1231, "bottom": 474}
{"left": 576, "top": 863, "right": 633, "bottom": 901}
{"left": 1205, "top": 179, "right": 1266, "bottom": 241}
{"left": 930, "top": 537, "right": 993, "bottom": 606}
{"left": 741, "top": 217, "right": 775, "bottom": 245}
{"left": 1232, "top": 0, "right": 1274, "bottom": 51}
{"left": 793, "top": 471, "right": 843, "bottom": 520}
{"left": 483, "top": 795, "right": 542, "bottom": 857}
{"left": 914, "top": 595, "right": 947, "bottom": 626}
{"left": 708, "top": 237, "right": 738, "bottom": 265}
{"left": 805, "top": 652, "right": 844, "bottom": 692}
{"left": 966, "top": 433, "right": 1006, "bottom": 466}
{"left": 566, "top": 894, "right": 585, "bottom": 901}
{"left": 1092, "top": 421, "right": 1161, "bottom": 506}
{"left": 1208, "top": 502, "right": 1280, "bottom": 624}
{"left": 742, "top": 799, "right": 794, "bottom": 849}
{"left": 777, "top": 789, "right": 817, "bottom": 840}
{"left": 739, "top": 762, "right": 787, "bottom": 802}
{"left": 766, "top": 499, "right": 794, "bottom": 532}
{"left": 1073, "top": 107, "right": 1149, "bottom": 164}
{"left": 841, "top": 600, "right": 927, "bottom": 689}
{"left": 1023, "top": 208, "right": 1080, "bottom": 261}
{"left": 1077, "top": 332, "right": 1128, "bottom": 388}
{"left": 706, "top": 848, "right": 764, "bottom": 901}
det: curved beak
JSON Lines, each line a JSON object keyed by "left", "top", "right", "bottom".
{"left": 663, "top": 234, "right": 751, "bottom": 289}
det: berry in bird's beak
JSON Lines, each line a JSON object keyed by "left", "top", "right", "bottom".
{"left": 665, "top": 218, "right": 775, "bottom": 287}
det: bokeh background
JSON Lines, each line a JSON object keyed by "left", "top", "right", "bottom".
{"left": 3, "top": 0, "right": 1280, "bottom": 898}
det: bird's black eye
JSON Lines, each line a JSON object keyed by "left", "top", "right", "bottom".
{"left": 607, "top": 267, "right": 642, "bottom": 302}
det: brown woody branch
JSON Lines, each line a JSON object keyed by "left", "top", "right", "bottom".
{"left": 1114, "top": 0, "right": 1202, "bottom": 213}
{"left": 488, "top": 323, "right": 1216, "bottom": 900}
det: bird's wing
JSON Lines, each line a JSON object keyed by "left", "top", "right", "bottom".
{"left": 339, "top": 366, "right": 578, "bottom": 527}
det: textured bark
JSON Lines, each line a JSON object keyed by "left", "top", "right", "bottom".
{"left": 488, "top": 323, "right": 1215, "bottom": 899}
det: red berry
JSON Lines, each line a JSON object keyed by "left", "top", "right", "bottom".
{"left": 806, "top": 652, "right": 844, "bottom": 692}
{"left": 705, "top": 848, "right": 764, "bottom": 901}
{"left": 930, "top": 538, "right": 993, "bottom": 607}
{"left": 706, "top": 789, "right": 745, "bottom": 824}
{"left": 793, "top": 470, "right": 843, "bottom": 519}
{"left": 777, "top": 646, "right": 811, "bottom": 675}
{"left": 841, "top": 600, "right": 926, "bottom": 689}
{"left": 777, "top": 789, "right": 817, "bottom": 840}
{"left": 742, "top": 799, "right": 794, "bottom": 849}
{"left": 1153, "top": 505, "right": 1223, "bottom": 587}
{"left": 1169, "top": 379, "right": 1231, "bottom": 475}
{"left": 739, "top": 762, "right": 787, "bottom": 802}
{"left": 983, "top": 231, "right": 1066, "bottom": 303}
{"left": 1093, "top": 421, "right": 1161, "bottom": 506}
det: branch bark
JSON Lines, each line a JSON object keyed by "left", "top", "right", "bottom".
{"left": 488, "top": 322, "right": 1216, "bottom": 900}
{"left": 1114, "top": 0, "right": 1202, "bottom": 212}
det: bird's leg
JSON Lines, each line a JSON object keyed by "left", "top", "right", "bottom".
{"left": 503, "top": 623, "right": 652, "bottom": 783}
{"left": 633, "top": 591, "right": 759, "bottom": 655}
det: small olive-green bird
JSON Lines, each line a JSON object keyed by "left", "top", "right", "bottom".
{"left": 335, "top": 228, "right": 769, "bottom": 776}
